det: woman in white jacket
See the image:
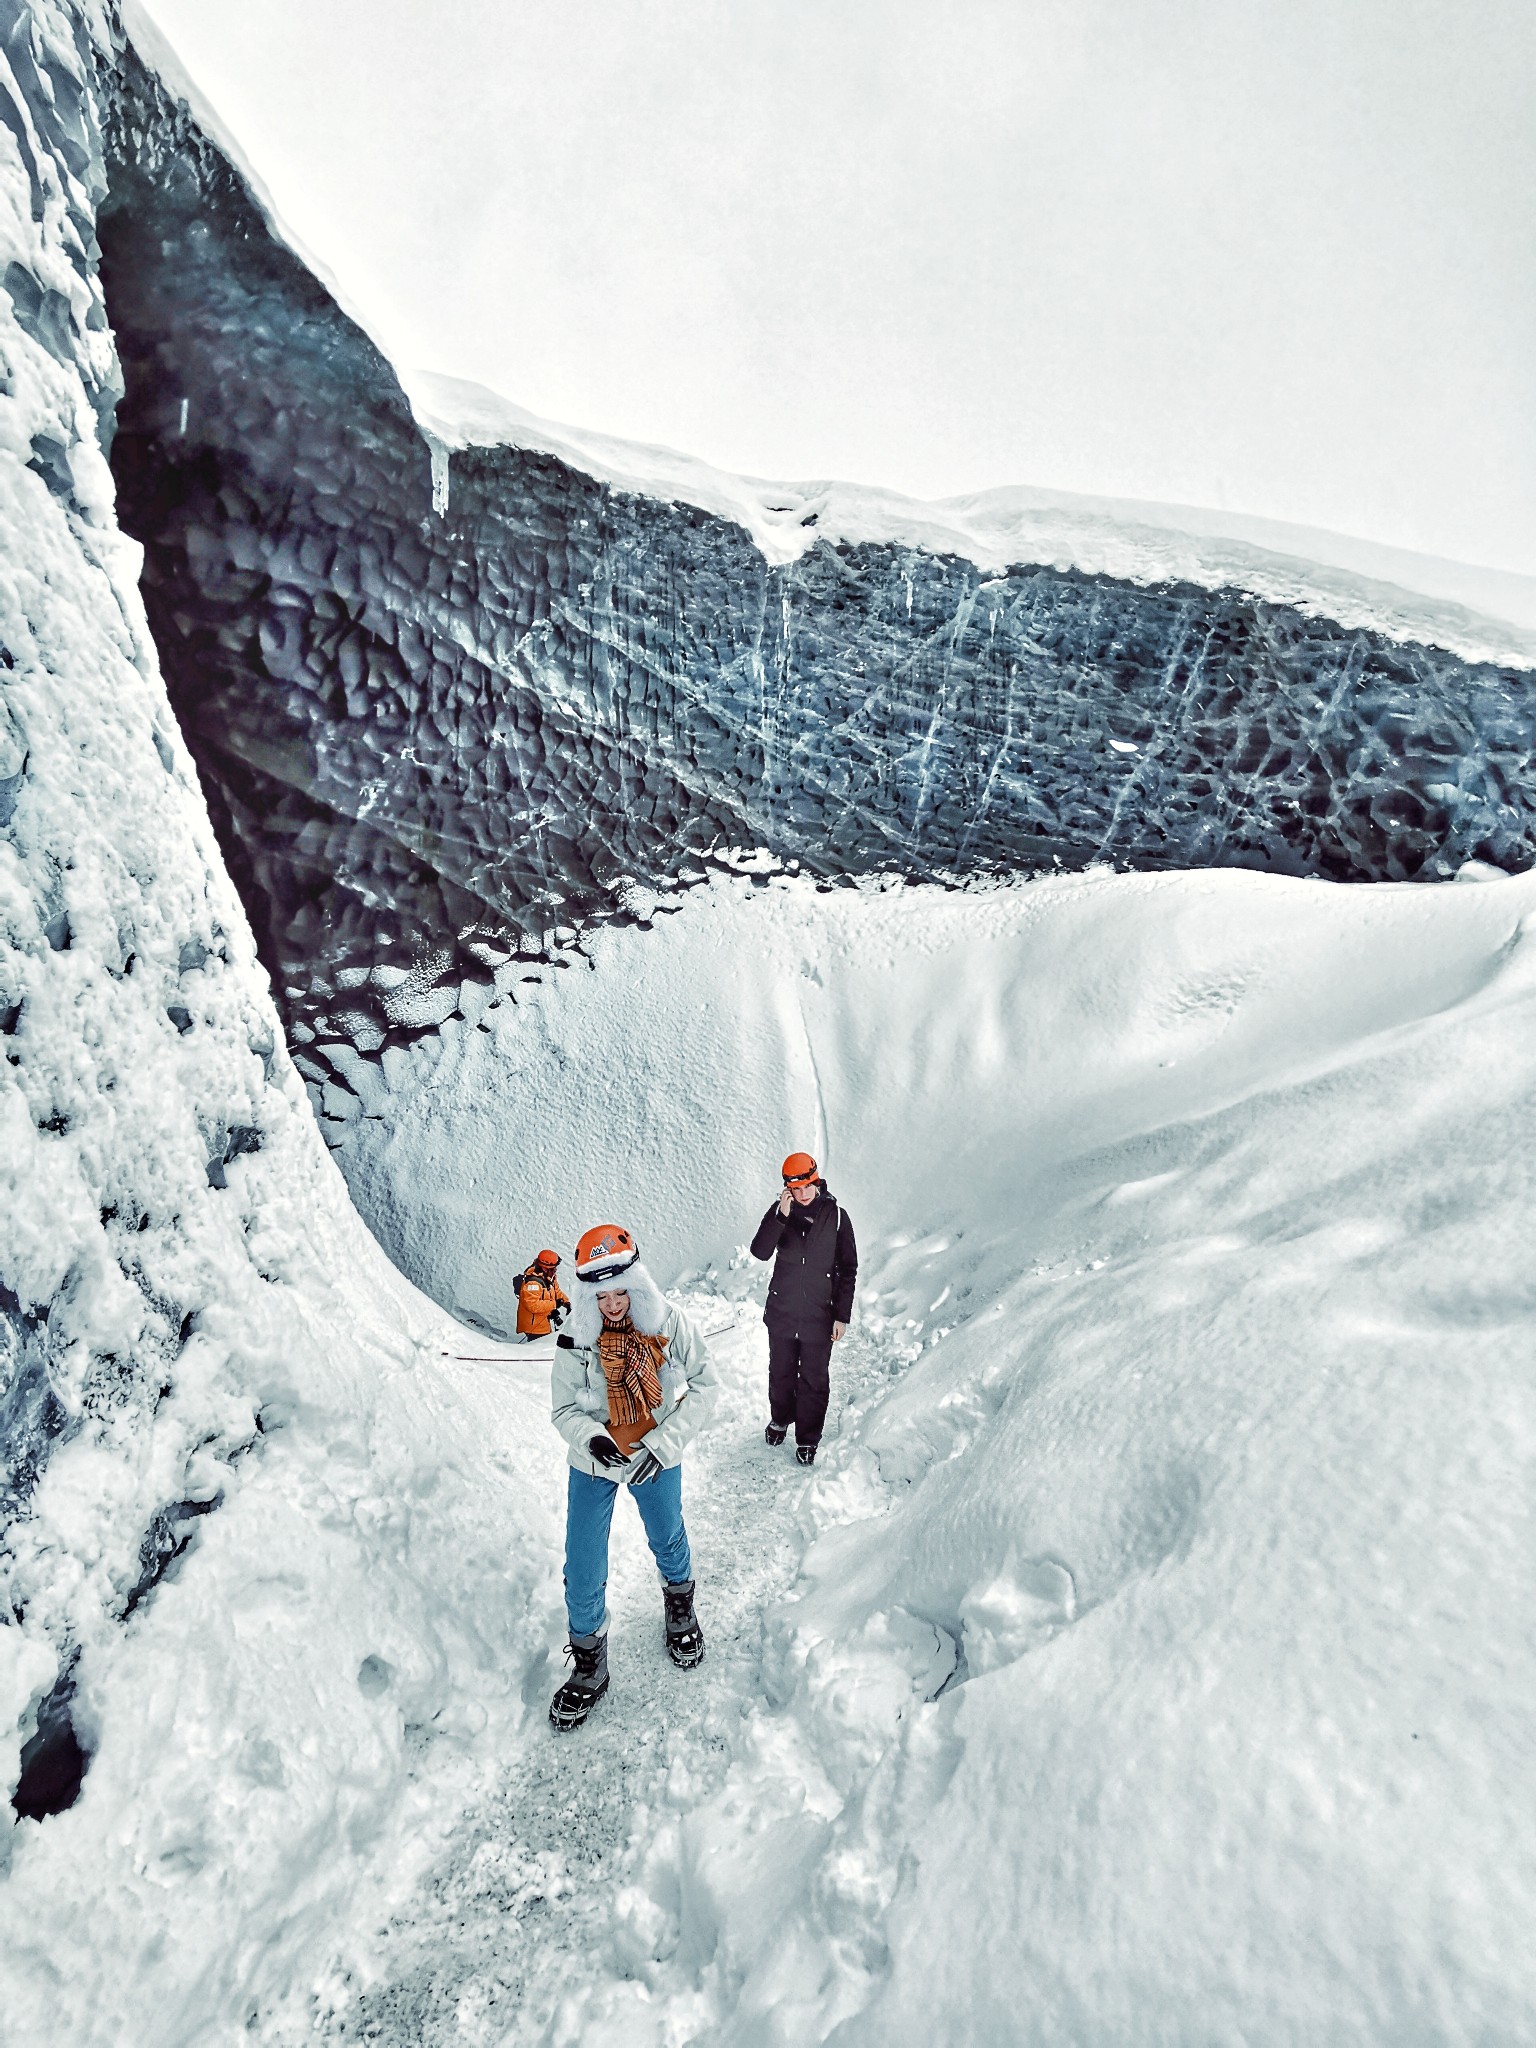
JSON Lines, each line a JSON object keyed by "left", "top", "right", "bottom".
{"left": 548, "top": 1223, "right": 720, "bottom": 1731}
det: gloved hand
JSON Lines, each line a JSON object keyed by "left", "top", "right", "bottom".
{"left": 588, "top": 1433, "right": 628, "bottom": 1470}
{"left": 626, "top": 1447, "right": 664, "bottom": 1486}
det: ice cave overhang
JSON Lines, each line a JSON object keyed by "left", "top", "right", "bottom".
{"left": 89, "top": 6, "right": 1536, "bottom": 1081}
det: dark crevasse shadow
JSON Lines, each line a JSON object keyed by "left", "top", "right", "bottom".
{"left": 11, "top": 1665, "right": 88, "bottom": 1823}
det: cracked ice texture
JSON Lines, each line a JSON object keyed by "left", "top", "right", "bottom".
{"left": 96, "top": 36, "right": 1536, "bottom": 1116}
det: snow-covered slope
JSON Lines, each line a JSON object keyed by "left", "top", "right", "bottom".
{"left": 327, "top": 863, "right": 1536, "bottom": 2043}
{"left": 0, "top": 9, "right": 558, "bottom": 2038}
{"left": 333, "top": 865, "right": 1532, "bottom": 1335}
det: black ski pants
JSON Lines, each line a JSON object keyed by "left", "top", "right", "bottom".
{"left": 767, "top": 1320, "right": 834, "bottom": 1446}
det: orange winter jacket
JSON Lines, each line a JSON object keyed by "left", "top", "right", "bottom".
{"left": 515, "top": 1268, "right": 570, "bottom": 1337}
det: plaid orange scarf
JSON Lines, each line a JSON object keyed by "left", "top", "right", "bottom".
{"left": 598, "top": 1316, "right": 668, "bottom": 1431}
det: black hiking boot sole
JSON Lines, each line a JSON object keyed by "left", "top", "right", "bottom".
{"left": 549, "top": 1674, "right": 610, "bottom": 1731}
{"left": 765, "top": 1424, "right": 787, "bottom": 1446}
{"left": 666, "top": 1628, "right": 706, "bottom": 1670}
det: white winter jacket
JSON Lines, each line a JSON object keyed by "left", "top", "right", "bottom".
{"left": 550, "top": 1302, "right": 720, "bottom": 1480}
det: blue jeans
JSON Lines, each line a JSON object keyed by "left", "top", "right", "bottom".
{"left": 564, "top": 1463, "right": 692, "bottom": 1638}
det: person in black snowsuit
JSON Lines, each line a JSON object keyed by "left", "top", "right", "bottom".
{"left": 749, "top": 1151, "right": 857, "bottom": 1466}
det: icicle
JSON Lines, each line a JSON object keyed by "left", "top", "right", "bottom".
{"left": 429, "top": 436, "right": 451, "bottom": 516}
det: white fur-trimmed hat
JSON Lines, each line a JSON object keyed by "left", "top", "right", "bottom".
{"left": 565, "top": 1259, "right": 668, "bottom": 1345}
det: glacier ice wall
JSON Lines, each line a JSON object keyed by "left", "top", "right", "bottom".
{"left": 0, "top": 0, "right": 334, "bottom": 1826}
{"left": 0, "top": 17, "right": 559, "bottom": 2038}
{"left": 93, "top": 34, "right": 1536, "bottom": 1155}
{"left": 0, "top": 0, "right": 297, "bottom": 1808}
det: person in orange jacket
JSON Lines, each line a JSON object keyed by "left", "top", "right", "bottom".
{"left": 514, "top": 1249, "right": 570, "bottom": 1338}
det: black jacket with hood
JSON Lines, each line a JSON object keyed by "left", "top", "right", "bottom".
{"left": 750, "top": 1183, "right": 857, "bottom": 1329}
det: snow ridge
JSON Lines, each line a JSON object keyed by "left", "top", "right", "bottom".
{"left": 409, "top": 369, "right": 1536, "bottom": 672}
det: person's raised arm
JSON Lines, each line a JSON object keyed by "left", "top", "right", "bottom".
{"left": 749, "top": 1197, "right": 790, "bottom": 1261}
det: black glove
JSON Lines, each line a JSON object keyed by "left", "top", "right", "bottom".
{"left": 588, "top": 1433, "right": 628, "bottom": 1470}
{"left": 627, "top": 1447, "right": 664, "bottom": 1486}
{"left": 556, "top": 1332, "right": 575, "bottom": 1350}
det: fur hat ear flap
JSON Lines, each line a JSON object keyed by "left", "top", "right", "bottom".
{"left": 565, "top": 1286, "right": 603, "bottom": 1348}
{"left": 565, "top": 1262, "right": 668, "bottom": 1346}
{"left": 621, "top": 1263, "right": 668, "bottom": 1335}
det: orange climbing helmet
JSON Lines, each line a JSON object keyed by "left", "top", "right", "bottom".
{"left": 533, "top": 1248, "right": 560, "bottom": 1270}
{"left": 574, "top": 1223, "right": 640, "bottom": 1284}
{"left": 782, "top": 1152, "right": 819, "bottom": 1187}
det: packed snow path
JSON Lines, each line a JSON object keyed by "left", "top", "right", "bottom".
{"left": 12, "top": 852, "right": 1533, "bottom": 2045}
{"left": 261, "top": 865, "right": 1536, "bottom": 2048}
{"left": 315, "top": 1306, "right": 904, "bottom": 2046}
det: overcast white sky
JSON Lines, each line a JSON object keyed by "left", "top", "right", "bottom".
{"left": 140, "top": 0, "right": 1535, "bottom": 573}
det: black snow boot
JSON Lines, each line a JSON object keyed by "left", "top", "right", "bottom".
{"left": 663, "top": 1579, "right": 705, "bottom": 1669}
{"left": 796, "top": 1443, "right": 817, "bottom": 1466}
{"left": 549, "top": 1630, "right": 609, "bottom": 1731}
{"left": 764, "top": 1423, "right": 787, "bottom": 1446}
